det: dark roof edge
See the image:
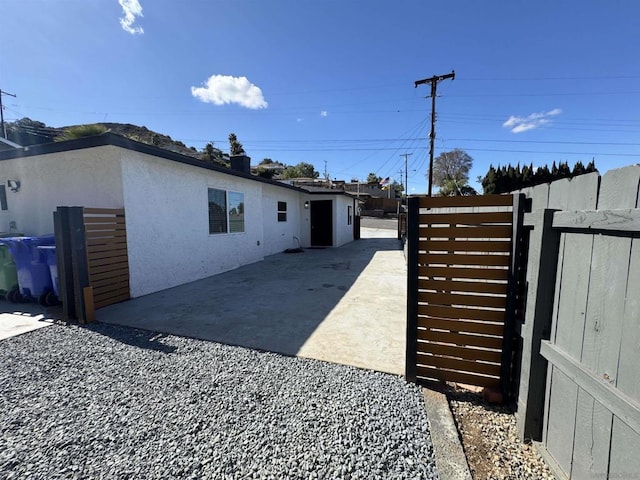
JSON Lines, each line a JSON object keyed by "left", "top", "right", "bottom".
{"left": 303, "top": 189, "right": 352, "bottom": 196}
{"left": 0, "top": 132, "right": 312, "bottom": 194}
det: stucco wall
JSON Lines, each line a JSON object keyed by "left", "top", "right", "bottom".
{"left": 121, "top": 150, "right": 269, "bottom": 297}
{"left": 334, "top": 194, "right": 356, "bottom": 247}
{"left": 261, "top": 184, "right": 304, "bottom": 254}
{"left": 0, "top": 146, "right": 124, "bottom": 235}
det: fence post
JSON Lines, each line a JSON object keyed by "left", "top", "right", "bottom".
{"left": 501, "top": 193, "right": 527, "bottom": 400}
{"left": 516, "top": 209, "right": 560, "bottom": 441}
{"left": 405, "top": 196, "right": 420, "bottom": 382}
{"left": 68, "top": 206, "right": 90, "bottom": 323}
{"left": 54, "top": 207, "right": 76, "bottom": 321}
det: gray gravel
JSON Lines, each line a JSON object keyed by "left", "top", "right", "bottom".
{"left": 0, "top": 323, "right": 437, "bottom": 479}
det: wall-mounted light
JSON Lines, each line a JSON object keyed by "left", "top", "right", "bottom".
{"left": 304, "top": 201, "right": 309, "bottom": 209}
{"left": 7, "top": 180, "right": 20, "bottom": 193}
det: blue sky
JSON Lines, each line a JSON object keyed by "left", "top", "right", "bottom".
{"left": 2, "top": 1, "right": 640, "bottom": 194}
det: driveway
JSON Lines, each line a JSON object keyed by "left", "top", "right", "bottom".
{"left": 0, "top": 303, "right": 58, "bottom": 340}
{"left": 98, "top": 226, "right": 407, "bottom": 375}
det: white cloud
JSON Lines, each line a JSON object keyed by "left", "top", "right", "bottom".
{"left": 119, "top": 0, "right": 144, "bottom": 35}
{"left": 320, "top": 111, "right": 328, "bottom": 117}
{"left": 296, "top": 118, "right": 304, "bottom": 123}
{"left": 191, "top": 74, "right": 268, "bottom": 109}
{"left": 502, "top": 108, "right": 562, "bottom": 133}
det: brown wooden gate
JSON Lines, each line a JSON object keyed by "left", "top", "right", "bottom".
{"left": 54, "top": 206, "right": 130, "bottom": 323}
{"left": 406, "top": 194, "right": 525, "bottom": 396}
{"left": 84, "top": 208, "right": 130, "bottom": 309}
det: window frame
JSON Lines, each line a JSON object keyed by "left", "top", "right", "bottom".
{"left": 277, "top": 201, "right": 287, "bottom": 222}
{"left": 227, "top": 191, "right": 245, "bottom": 234}
{"left": 208, "top": 188, "right": 245, "bottom": 235}
{"left": 0, "top": 185, "right": 7, "bottom": 211}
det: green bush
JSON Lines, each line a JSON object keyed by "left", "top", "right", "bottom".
{"left": 56, "top": 124, "right": 107, "bottom": 141}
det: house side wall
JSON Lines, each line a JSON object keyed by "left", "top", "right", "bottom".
{"left": 0, "top": 143, "right": 356, "bottom": 299}
{"left": 261, "top": 184, "right": 304, "bottom": 255}
{"left": 121, "top": 150, "right": 267, "bottom": 298}
{"left": 334, "top": 195, "right": 355, "bottom": 247}
{"left": 0, "top": 146, "right": 124, "bottom": 235}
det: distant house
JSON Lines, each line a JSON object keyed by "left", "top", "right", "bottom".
{"left": 250, "top": 162, "right": 285, "bottom": 177}
{"left": 0, "top": 133, "right": 357, "bottom": 298}
{"left": 343, "top": 181, "right": 399, "bottom": 199}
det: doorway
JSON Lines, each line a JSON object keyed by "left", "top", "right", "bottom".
{"left": 310, "top": 200, "right": 333, "bottom": 246}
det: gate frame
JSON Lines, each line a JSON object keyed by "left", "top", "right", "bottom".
{"left": 54, "top": 206, "right": 129, "bottom": 323}
{"left": 405, "top": 193, "right": 527, "bottom": 399}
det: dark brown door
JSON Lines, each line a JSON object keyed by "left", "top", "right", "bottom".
{"left": 310, "top": 200, "right": 333, "bottom": 246}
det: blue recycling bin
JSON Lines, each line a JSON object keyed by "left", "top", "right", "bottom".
{"left": 0, "top": 235, "right": 55, "bottom": 304}
{"left": 37, "top": 245, "right": 59, "bottom": 302}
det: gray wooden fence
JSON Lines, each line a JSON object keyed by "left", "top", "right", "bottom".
{"left": 515, "top": 165, "right": 640, "bottom": 479}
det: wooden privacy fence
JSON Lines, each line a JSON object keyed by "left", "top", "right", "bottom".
{"left": 514, "top": 167, "right": 640, "bottom": 479}
{"left": 54, "top": 206, "right": 130, "bottom": 323}
{"left": 406, "top": 194, "right": 525, "bottom": 397}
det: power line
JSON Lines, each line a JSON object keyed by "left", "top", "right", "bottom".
{"left": 374, "top": 118, "right": 428, "bottom": 179}
{"left": 443, "top": 138, "right": 640, "bottom": 147}
{"left": 195, "top": 137, "right": 640, "bottom": 148}
{"left": 453, "top": 147, "right": 640, "bottom": 157}
{"left": 458, "top": 74, "right": 640, "bottom": 81}
{"left": 445, "top": 90, "right": 640, "bottom": 98}
{"left": 331, "top": 117, "right": 428, "bottom": 177}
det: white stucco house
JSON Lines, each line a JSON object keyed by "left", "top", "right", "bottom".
{"left": 0, "top": 133, "right": 357, "bottom": 298}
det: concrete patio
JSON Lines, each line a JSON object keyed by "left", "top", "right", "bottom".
{"left": 98, "top": 225, "right": 407, "bottom": 375}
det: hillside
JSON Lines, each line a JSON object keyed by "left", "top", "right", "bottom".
{"left": 2, "top": 118, "right": 227, "bottom": 166}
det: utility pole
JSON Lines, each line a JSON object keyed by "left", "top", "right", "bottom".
{"left": 400, "top": 153, "right": 412, "bottom": 205}
{"left": 414, "top": 70, "right": 455, "bottom": 196}
{"left": 0, "top": 89, "right": 17, "bottom": 139}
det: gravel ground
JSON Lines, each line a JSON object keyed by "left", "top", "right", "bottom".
{"left": 447, "top": 389, "right": 554, "bottom": 480}
{"left": 0, "top": 323, "right": 437, "bottom": 479}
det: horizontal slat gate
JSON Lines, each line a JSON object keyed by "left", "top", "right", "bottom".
{"left": 407, "top": 194, "right": 518, "bottom": 390}
{"left": 84, "top": 208, "right": 130, "bottom": 309}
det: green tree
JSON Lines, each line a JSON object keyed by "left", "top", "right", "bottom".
{"left": 14, "top": 117, "right": 46, "bottom": 130}
{"left": 439, "top": 178, "right": 477, "bottom": 196}
{"left": 255, "top": 168, "right": 275, "bottom": 179}
{"left": 558, "top": 161, "right": 571, "bottom": 178}
{"left": 572, "top": 161, "right": 586, "bottom": 176}
{"left": 482, "top": 160, "right": 599, "bottom": 194}
{"left": 280, "top": 162, "right": 319, "bottom": 179}
{"left": 481, "top": 165, "right": 497, "bottom": 194}
{"left": 366, "top": 172, "right": 382, "bottom": 184}
{"left": 228, "top": 133, "right": 245, "bottom": 155}
{"left": 432, "top": 149, "right": 476, "bottom": 196}
{"left": 203, "top": 142, "right": 215, "bottom": 159}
